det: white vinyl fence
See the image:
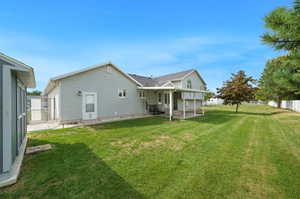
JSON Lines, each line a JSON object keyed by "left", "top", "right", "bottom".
{"left": 268, "top": 100, "right": 300, "bottom": 112}
{"left": 204, "top": 98, "right": 224, "bottom": 106}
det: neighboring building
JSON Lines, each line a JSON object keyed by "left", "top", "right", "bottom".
{"left": 43, "top": 63, "right": 206, "bottom": 122}
{"left": 205, "top": 97, "right": 224, "bottom": 106}
{"left": 0, "top": 52, "right": 36, "bottom": 187}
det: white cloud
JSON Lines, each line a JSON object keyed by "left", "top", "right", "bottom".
{"left": 0, "top": 31, "right": 275, "bottom": 91}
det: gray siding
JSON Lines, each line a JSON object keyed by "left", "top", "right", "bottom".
{"left": 48, "top": 83, "right": 61, "bottom": 120}
{"left": 0, "top": 63, "right": 3, "bottom": 174}
{"left": 2, "top": 65, "right": 12, "bottom": 172}
{"left": 182, "top": 71, "right": 205, "bottom": 90}
{"left": 0, "top": 63, "right": 27, "bottom": 175}
{"left": 60, "top": 66, "right": 145, "bottom": 121}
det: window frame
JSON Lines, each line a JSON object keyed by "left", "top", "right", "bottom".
{"left": 118, "top": 89, "right": 127, "bottom": 98}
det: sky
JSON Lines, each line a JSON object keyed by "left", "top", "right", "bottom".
{"left": 0, "top": 0, "right": 294, "bottom": 92}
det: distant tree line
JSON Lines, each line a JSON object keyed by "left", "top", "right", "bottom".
{"left": 27, "top": 90, "right": 42, "bottom": 96}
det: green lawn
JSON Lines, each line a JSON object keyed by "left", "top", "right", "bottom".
{"left": 2, "top": 105, "right": 300, "bottom": 199}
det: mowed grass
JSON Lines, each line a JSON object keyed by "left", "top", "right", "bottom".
{"left": 2, "top": 105, "right": 300, "bottom": 199}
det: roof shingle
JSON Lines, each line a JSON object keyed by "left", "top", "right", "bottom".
{"left": 129, "top": 69, "right": 195, "bottom": 87}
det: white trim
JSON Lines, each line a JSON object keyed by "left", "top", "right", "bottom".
{"left": 183, "top": 97, "right": 186, "bottom": 119}
{"left": 2, "top": 66, "right": 12, "bottom": 172}
{"left": 0, "top": 137, "right": 27, "bottom": 188}
{"left": 181, "top": 70, "right": 196, "bottom": 81}
{"left": 0, "top": 52, "right": 33, "bottom": 71}
{"left": 44, "top": 63, "right": 142, "bottom": 94}
{"left": 181, "top": 70, "right": 206, "bottom": 86}
{"left": 194, "top": 99, "right": 196, "bottom": 116}
{"left": 161, "top": 81, "right": 174, "bottom": 87}
{"left": 169, "top": 91, "right": 173, "bottom": 121}
{"left": 137, "top": 86, "right": 208, "bottom": 93}
{"left": 0, "top": 53, "right": 36, "bottom": 88}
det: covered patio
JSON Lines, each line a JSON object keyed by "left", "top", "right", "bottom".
{"left": 138, "top": 87, "right": 207, "bottom": 120}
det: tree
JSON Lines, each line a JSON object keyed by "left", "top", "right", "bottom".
{"left": 217, "top": 71, "right": 256, "bottom": 113}
{"left": 257, "top": 56, "right": 300, "bottom": 108}
{"left": 261, "top": 0, "right": 300, "bottom": 51}
{"left": 27, "top": 90, "right": 42, "bottom": 96}
{"left": 204, "top": 91, "right": 215, "bottom": 101}
{"left": 260, "top": 0, "right": 300, "bottom": 105}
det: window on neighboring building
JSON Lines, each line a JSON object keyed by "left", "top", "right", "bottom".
{"left": 158, "top": 93, "right": 162, "bottom": 104}
{"left": 118, "top": 89, "right": 127, "bottom": 98}
{"left": 187, "top": 79, "right": 192, "bottom": 89}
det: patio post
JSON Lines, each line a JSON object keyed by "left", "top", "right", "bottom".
{"left": 183, "top": 96, "right": 186, "bottom": 119}
{"left": 169, "top": 90, "right": 173, "bottom": 120}
{"left": 194, "top": 98, "right": 196, "bottom": 116}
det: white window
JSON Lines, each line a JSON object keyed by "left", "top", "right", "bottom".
{"left": 139, "top": 91, "right": 145, "bottom": 98}
{"left": 118, "top": 89, "right": 127, "bottom": 98}
{"left": 158, "top": 93, "right": 162, "bottom": 104}
{"left": 187, "top": 80, "right": 192, "bottom": 89}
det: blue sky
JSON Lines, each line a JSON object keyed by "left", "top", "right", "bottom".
{"left": 0, "top": 0, "right": 293, "bottom": 91}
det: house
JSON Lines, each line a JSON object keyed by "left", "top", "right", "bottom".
{"left": 43, "top": 63, "right": 206, "bottom": 123}
{"left": 205, "top": 97, "right": 224, "bottom": 106}
{"left": 0, "top": 52, "right": 36, "bottom": 187}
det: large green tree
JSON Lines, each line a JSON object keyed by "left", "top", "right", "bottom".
{"left": 260, "top": 0, "right": 300, "bottom": 105}
{"left": 257, "top": 56, "right": 300, "bottom": 107}
{"left": 217, "top": 71, "right": 256, "bottom": 113}
{"left": 262, "top": 0, "right": 300, "bottom": 51}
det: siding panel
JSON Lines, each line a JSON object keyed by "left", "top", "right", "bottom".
{"left": 11, "top": 71, "right": 17, "bottom": 162}
{"left": 60, "top": 66, "right": 145, "bottom": 121}
{"left": 0, "top": 64, "right": 3, "bottom": 173}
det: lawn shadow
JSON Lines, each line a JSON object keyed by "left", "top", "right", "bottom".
{"left": 1, "top": 139, "right": 146, "bottom": 199}
{"left": 188, "top": 110, "right": 238, "bottom": 124}
{"left": 188, "top": 109, "right": 284, "bottom": 125}
{"left": 88, "top": 116, "right": 171, "bottom": 131}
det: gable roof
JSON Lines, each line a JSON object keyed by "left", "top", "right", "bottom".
{"left": 128, "top": 74, "right": 157, "bottom": 87}
{"left": 44, "top": 63, "right": 142, "bottom": 94}
{"left": 0, "top": 52, "right": 36, "bottom": 88}
{"left": 130, "top": 69, "right": 206, "bottom": 87}
{"left": 154, "top": 69, "right": 194, "bottom": 85}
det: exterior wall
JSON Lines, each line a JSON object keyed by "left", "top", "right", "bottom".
{"left": 182, "top": 71, "right": 206, "bottom": 90}
{"left": 172, "top": 80, "right": 182, "bottom": 88}
{"left": 48, "top": 83, "right": 61, "bottom": 120}
{"left": 30, "top": 97, "right": 42, "bottom": 121}
{"left": 0, "top": 63, "right": 3, "bottom": 174}
{"left": 59, "top": 66, "right": 145, "bottom": 121}
{"left": 2, "top": 65, "right": 12, "bottom": 172}
{"left": 0, "top": 63, "right": 27, "bottom": 176}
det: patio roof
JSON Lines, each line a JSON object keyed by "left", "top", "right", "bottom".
{"left": 137, "top": 86, "right": 208, "bottom": 93}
